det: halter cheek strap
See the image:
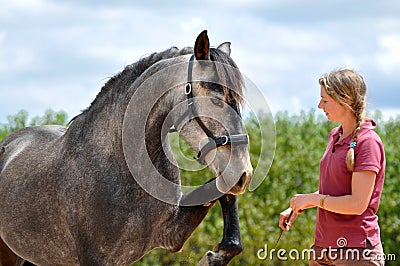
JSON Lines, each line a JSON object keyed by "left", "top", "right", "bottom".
{"left": 169, "top": 54, "right": 249, "bottom": 165}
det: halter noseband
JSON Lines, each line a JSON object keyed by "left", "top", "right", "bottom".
{"left": 169, "top": 54, "right": 249, "bottom": 165}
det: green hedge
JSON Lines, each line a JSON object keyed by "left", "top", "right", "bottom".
{"left": 0, "top": 109, "right": 398, "bottom": 265}
{"left": 138, "top": 109, "right": 399, "bottom": 265}
{"left": 0, "top": 109, "right": 68, "bottom": 140}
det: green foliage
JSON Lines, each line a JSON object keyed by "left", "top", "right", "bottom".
{"left": 1, "top": 109, "right": 398, "bottom": 265}
{"left": 30, "top": 109, "right": 68, "bottom": 127}
{"left": 0, "top": 109, "right": 68, "bottom": 142}
{"left": 137, "top": 109, "right": 399, "bottom": 265}
{"left": 376, "top": 117, "right": 400, "bottom": 259}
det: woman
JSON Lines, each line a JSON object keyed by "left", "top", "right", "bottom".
{"left": 279, "top": 69, "right": 385, "bottom": 265}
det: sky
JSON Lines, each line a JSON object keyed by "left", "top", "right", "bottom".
{"left": 1, "top": 0, "right": 399, "bottom": 123}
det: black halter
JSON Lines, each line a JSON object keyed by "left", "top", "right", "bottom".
{"left": 169, "top": 55, "right": 249, "bottom": 165}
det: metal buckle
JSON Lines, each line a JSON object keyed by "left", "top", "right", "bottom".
{"left": 185, "top": 83, "right": 192, "bottom": 95}
{"left": 221, "top": 135, "right": 229, "bottom": 145}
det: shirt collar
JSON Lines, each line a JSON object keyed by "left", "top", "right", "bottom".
{"left": 332, "top": 119, "right": 376, "bottom": 145}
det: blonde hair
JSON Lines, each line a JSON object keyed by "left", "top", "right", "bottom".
{"left": 319, "top": 69, "right": 367, "bottom": 171}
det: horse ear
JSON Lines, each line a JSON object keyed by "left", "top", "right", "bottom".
{"left": 194, "top": 30, "right": 210, "bottom": 60}
{"left": 217, "top": 42, "right": 231, "bottom": 56}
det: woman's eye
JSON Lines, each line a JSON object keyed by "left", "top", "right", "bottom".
{"left": 211, "top": 98, "right": 223, "bottom": 107}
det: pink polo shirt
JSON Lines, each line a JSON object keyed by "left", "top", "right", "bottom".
{"left": 314, "top": 119, "right": 385, "bottom": 248}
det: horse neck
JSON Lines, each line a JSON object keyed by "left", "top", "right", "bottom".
{"left": 64, "top": 99, "right": 127, "bottom": 166}
{"left": 64, "top": 73, "right": 180, "bottom": 180}
{"left": 63, "top": 70, "right": 137, "bottom": 164}
{"left": 143, "top": 90, "right": 176, "bottom": 164}
{"left": 64, "top": 51, "right": 192, "bottom": 183}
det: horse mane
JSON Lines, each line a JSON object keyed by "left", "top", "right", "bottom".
{"left": 79, "top": 46, "right": 193, "bottom": 118}
{"left": 71, "top": 45, "right": 244, "bottom": 125}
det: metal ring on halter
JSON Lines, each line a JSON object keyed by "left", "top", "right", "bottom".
{"left": 221, "top": 135, "right": 229, "bottom": 145}
{"left": 185, "top": 83, "right": 192, "bottom": 95}
{"left": 170, "top": 54, "right": 249, "bottom": 166}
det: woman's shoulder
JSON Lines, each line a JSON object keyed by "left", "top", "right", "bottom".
{"left": 356, "top": 120, "right": 385, "bottom": 155}
{"left": 359, "top": 119, "right": 383, "bottom": 143}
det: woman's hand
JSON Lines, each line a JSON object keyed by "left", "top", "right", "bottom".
{"left": 279, "top": 208, "right": 299, "bottom": 231}
{"left": 290, "top": 193, "right": 318, "bottom": 213}
{"left": 280, "top": 192, "right": 320, "bottom": 231}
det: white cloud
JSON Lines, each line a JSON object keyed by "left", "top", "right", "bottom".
{"left": 178, "top": 17, "right": 208, "bottom": 34}
{"left": 0, "top": 0, "right": 399, "bottom": 123}
{"left": 376, "top": 108, "right": 400, "bottom": 121}
{"left": 0, "top": 0, "right": 67, "bottom": 20}
{"left": 375, "top": 35, "right": 400, "bottom": 76}
{"left": 0, "top": 44, "right": 42, "bottom": 74}
{"left": 0, "top": 0, "right": 46, "bottom": 14}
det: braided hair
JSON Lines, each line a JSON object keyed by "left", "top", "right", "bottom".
{"left": 319, "top": 69, "right": 367, "bottom": 171}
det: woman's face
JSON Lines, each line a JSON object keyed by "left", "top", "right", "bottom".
{"left": 318, "top": 86, "right": 348, "bottom": 122}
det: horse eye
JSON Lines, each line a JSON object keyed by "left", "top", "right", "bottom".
{"left": 211, "top": 98, "right": 223, "bottom": 108}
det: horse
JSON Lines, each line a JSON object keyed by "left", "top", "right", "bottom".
{"left": 0, "top": 30, "right": 252, "bottom": 265}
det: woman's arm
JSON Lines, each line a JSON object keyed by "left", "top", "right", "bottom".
{"left": 290, "top": 170, "right": 376, "bottom": 215}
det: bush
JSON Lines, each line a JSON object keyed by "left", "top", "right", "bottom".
{"left": 0, "top": 109, "right": 68, "bottom": 141}
{"left": 137, "top": 110, "right": 399, "bottom": 265}
{"left": 1, "top": 109, "right": 398, "bottom": 265}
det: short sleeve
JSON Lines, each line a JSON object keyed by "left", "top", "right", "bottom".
{"left": 353, "top": 131, "right": 384, "bottom": 174}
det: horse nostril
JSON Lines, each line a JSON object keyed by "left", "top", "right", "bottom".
{"left": 237, "top": 173, "right": 245, "bottom": 187}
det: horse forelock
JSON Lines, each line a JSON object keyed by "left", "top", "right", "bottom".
{"left": 209, "top": 48, "right": 245, "bottom": 114}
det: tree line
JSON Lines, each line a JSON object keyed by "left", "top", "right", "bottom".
{"left": 0, "top": 109, "right": 398, "bottom": 265}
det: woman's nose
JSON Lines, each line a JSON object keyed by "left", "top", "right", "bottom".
{"left": 318, "top": 100, "right": 323, "bottom": 109}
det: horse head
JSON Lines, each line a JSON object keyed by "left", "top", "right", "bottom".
{"left": 172, "top": 30, "right": 253, "bottom": 195}
{"left": 0, "top": 30, "right": 254, "bottom": 265}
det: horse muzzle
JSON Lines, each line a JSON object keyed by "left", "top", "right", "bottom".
{"left": 216, "top": 167, "right": 253, "bottom": 195}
